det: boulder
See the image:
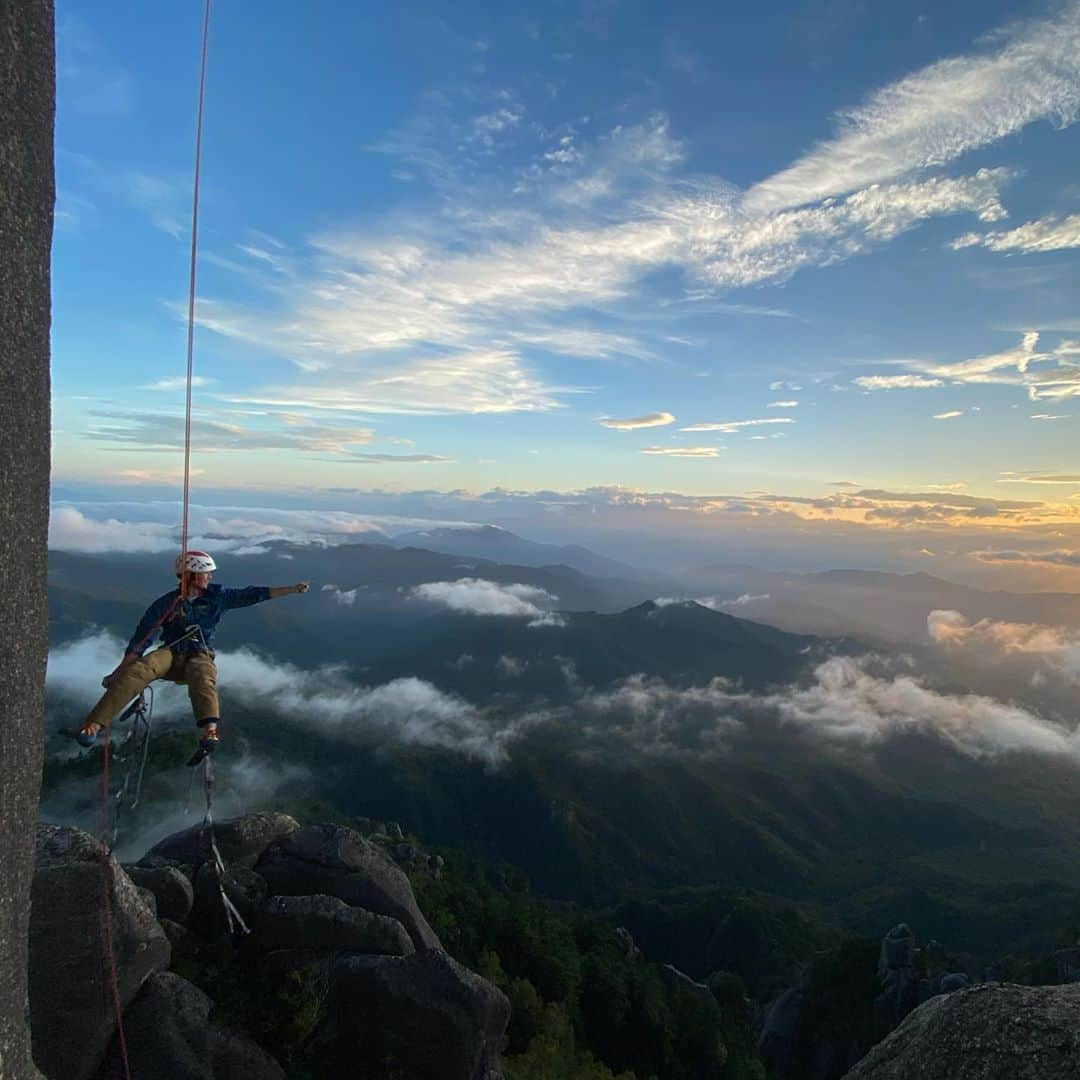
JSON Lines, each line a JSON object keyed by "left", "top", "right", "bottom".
{"left": 332, "top": 949, "right": 510, "bottom": 1079}
{"left": 159, "top": 917, "right": 200, "bottom": 953}
{"left": 257, "top": 895, "right": 414, "bottom": 956}
{"left": 126, "top": 864, "right": 194, "bottom": 923}
{"left": 842, "top": 982, "right": 1080, "bottom": 1079}
{"left": 139, "top": 812, "right": 300, "bottom": 872}
{"left": 29, "top": 825, "right": 170, "bottom": 1080}
{"left": 98, "top": 972, "right": 212, "bottom": 1080}
{"left": 209, "top": 1027, "right": 286, "bottom": 1080}
{"left": 255, "top": 824, "right": 441, "bottom": 951}
{"left": 939, "top": 972, "right": 970, "bottom": 994}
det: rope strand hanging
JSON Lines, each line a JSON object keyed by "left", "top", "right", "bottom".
{"left": 96, "top": 7, "right": 213, "bottom": 1078}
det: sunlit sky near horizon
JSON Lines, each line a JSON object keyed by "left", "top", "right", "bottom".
{"left": 50, "top": 0, "right": 1080, "bottom": 586}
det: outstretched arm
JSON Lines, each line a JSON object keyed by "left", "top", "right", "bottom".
{"left": 268, "top": 582, "right": 310, "bottom": 599}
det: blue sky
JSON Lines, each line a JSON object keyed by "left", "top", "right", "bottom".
{"left": 50, "top": 1, "right": 1080, "bottom": 584}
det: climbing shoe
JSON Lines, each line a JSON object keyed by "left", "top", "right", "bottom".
{"left": 185, "top": 724, "right": 220, "bottom": 767}
{"left": 75, "top": 720, "right": 103, "bottom": 748}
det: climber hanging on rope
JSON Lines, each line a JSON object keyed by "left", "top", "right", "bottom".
{"left": 76, "top": 550, "right": 309, "bottom": 765}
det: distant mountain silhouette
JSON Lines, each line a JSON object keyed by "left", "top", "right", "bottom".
{"left": 392, "top": 524, "right": 639, "bottom": 579}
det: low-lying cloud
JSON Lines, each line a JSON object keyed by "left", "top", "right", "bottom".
{"left": 928, "top": 609, "right": 1080, "bottom": 685}
{"left": 46, "top": 631, "right": 511, "bottom": 765}
{"left": 409, "top": 578, "right": 565, "bottom": 626}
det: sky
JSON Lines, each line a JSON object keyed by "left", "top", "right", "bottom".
{"left": 50, "top": 0, "right": 1080, "bottom": 585}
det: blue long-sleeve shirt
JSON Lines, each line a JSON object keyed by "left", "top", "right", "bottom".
{"left": 126, "top": 584, "right": 272, "bottom": 656}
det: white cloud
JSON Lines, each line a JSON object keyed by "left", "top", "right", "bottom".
{"left": 854, "top": 375, "right": 944, "bottom": 390}
{"left": 680, "top": 417, "right": 794, "bottom": 432}
{"left": 951, "top": 213, "right": 1080, "bottom": 254}
{"left": 223, "top": 651, "right": 508, "bottom": 763}
{"left": 496, "top": 655, "right": 527, "bottom": 677}
{"left": 770, "top": 381, "right": 803, "bottom": 391}
{"left": 933, "top": 410, "right": 964, "bottom": 420}
{"left": 85, "top": 409, "right": 378, "bottom": 455}
{"left": 48, "top": 500, "right": 492, "bottom": 555}
{"left": 228, "top": 350, "right": 575, "bottom": 416}
{"left": 598, "top": 412, "right": 675, "bottom": 430}
{"left": 49, "top": 506, "right": 176, "bottom": 554}
{"left": 718, "top": 593, "right": 770, "bottom": 607}
{"left": 640, "top": 446, "right": 721, "bottom": 458}
{"left": 324, "top": 585, "right": 363, "bottom": 606}
{"left": 743, "top": 4, "right": 1080, "bottom": 213}
{"left": 928, "top": 609, "right": 1080, "bottom": 685}
{"left": 142, "top": 376, "right": 215, "bottom": 391}
{"left": 855, "top": 333, "right": 1080, "bottom": 405}
{"left": 578, "top": 674, "right": 743, "bottom": 756}
{"left": 1031, "top": 413, "right": 1068, "bottom": 421}
{"left": 767, "top": 400, "right": 799, "bottom": 408}
{"left": 763, "top": 656, "right": 1080, "bottom": 760}
{"left": 410, "top": 578, "right": 564, "bottom": 626}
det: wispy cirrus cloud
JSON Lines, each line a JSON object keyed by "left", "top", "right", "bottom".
{"left": 226, "top": 350, "right": 577, "bottom": 416}
{"left": 192, "top": 76, "right": 1025, "bottom": 419}
{"left": 598, "top": 412, "right": 675, "bottom": 430}
{"left": 141, "top": 376, "right": 216, "bottom": 392}
{"left": 855, "top": 375, "right": 944, "bottom": 390}
{"left": 951, "top": 213, "right": 1080, "bottom": 254}
{"left": 856, "top": 333, "right": 1080, "bottom": 403}
{"left": 680, "top": 418, "right": 794, "bottom": 433}
{"left": 640, "top": 445, "right": 721, "bottom": 458}
{"left": 85, "top": 409, "right": 378, "bottom": 455}
{"left": 743, "top": 3, "right": 1080, "bottom": 213}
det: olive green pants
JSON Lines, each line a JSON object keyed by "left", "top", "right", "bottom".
{"left": 85, "top": 647, "right": 219, "bottom": 729}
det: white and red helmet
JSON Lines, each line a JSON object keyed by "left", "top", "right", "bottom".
{"left": 175, "top": 550, "right": 217, "bottom": 576}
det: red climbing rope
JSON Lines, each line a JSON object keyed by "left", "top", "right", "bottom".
{"left": 97, "top": 6, "right": 213, "bottom": 1077}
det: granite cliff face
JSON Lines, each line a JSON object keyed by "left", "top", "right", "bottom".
{"left": 0, "top": 2, "right": 54, "bottom": 1077}
{"left": 28, "top": 815, "right": 510, "bottom": 1079}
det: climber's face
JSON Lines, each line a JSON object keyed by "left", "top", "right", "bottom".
{"left": 187, "top": 571, "right": 212, "bottom": 594}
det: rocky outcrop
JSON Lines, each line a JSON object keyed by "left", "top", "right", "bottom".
{"left": 842, "top": 982, "right": 1080, "bottom": 1079}
{"left": 97, "top": 971, "right": 287, "bottom": 1080}
{"left": 27, "top": 814, "right": 506, "bottom": 1079}
{"left": 209, "top": 1027, "right": 287, "bottom": 1080}
{"left": 98, "top": 972, "right": 213, "bottom": 1080}
{"left": 874, "top": 923, "right": 923, "bottom": 1029}
{"left": 140, "top": 812, "right": 300, "bottom": 871}
{"left": 255, "top": 823, "right": 442, "bottom": 951}
{"left": 256, "top": 894, "right": 415, "bottom": 956}
{"left": 29, "top": 826, "right": 170, "bottom": 1080}
{"left": 334, "top": 949, "right": 511, "bottom": 1080}
{"left": 125, "top": 865, "right": 195, "bottom": 923}
{"left": 0, "top": 2, "right": 54, "bottom": 1076}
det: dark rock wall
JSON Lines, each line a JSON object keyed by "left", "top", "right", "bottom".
{"left": 0, "top": 1, "right": 54, "bottom": 1076}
